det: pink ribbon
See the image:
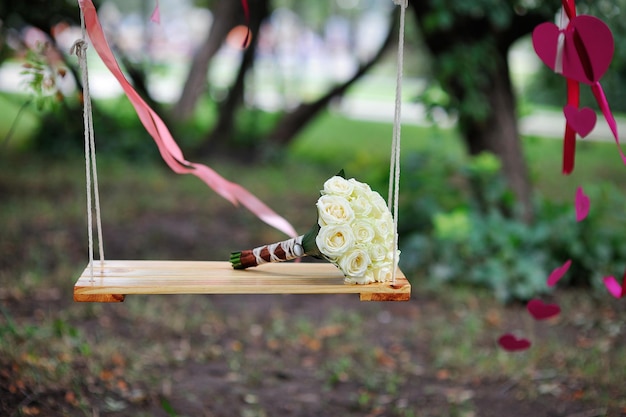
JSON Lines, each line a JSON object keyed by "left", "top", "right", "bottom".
{"left": 591, "top": 82, "right": 626, "bottom": 165}
{"left": 150, "top": 0, "right": 160, "bottom": 24}
{"left": 78, "top": 0, "right": 297, "bottom": 238}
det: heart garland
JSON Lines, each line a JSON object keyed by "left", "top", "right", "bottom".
{"left": 500, "top": 0, "right": 625, "bottom": 353}
{"left": 526, "top": 299, "right": 561, "bottom": 320}
{"left": 498, "top": 334, "right": 532, "bottom": 352}
{"left": 547, "top": 259, "right": 571, "bottom": 287}
{"left": 563, "top": 105, "right": 596, "bottom": 138}
{"left": 603, "top": 270, "right": 626, "bottom": 299}
{"left": 532, "top": 1, "right": 625, "bottom": 172}
{"left": 575, "top": 186, "right": 590, "bottom": 222}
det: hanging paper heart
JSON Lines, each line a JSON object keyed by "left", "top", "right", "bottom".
{"left": 547, "top": 259, "right": 571, "bottom": 287}
{"left": 498, "top": 334, "right": 531, "bottom": 352}
{"left": 575, "top": 186, "right": 590, "bottom": 222}
{"left": 527, "top": 299, "right": 561, "bottom": 320}
{"left": 603, "top": 271, "right": 626, "bottom": 298}
{"left": 532, "top": 15, "right": 614, "bottom": 85}
{"left": 564, "top": 105, "right": 596, "bottom": 137}
{"left": 150, "top": 0, "right": 160, "bottom": 24}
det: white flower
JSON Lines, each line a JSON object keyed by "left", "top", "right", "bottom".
{"left": 370, "top": 192, "right": 389, "bottom": 214}
{"left": 352, "top": 219, "right": 375, "bottom": 245}
{"left": 349, "top": 194, "right": 372, "bottom": 216}
{"left": 323, "top": 176, "right": 354, "bottom": 197}
{"left": 338, "top": 248, "right": 371, "bottom": 278}
{"left": 316, "top": 224, "right": 355, "bottom": 258}
{"left": 372, "top": 265, "right": 393, "bottom": 283}
{"left": 348, "top": 178, "right": 372, "bottom": 197}
{"left": 368, "top": 243, "right": 387, "bottom": 263}
{"left": 344, "top": 268, "right": 375, "bottom": 285}
{"left": 374, "top": 216, "right": 394, "bottom": 242}
{"left": 317, "top": 195, "right": 355, "bottom": 226}
{"left": 311, "top": 174, "right": 401, "bottom": 284}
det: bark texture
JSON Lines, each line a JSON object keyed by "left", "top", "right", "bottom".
{"left": 410, "top": 2, "right": 557, "bottom": 222}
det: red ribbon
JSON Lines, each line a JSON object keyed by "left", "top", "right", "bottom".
{"left": 78, "top": 0, "right": 297, "bottom": 238}
{"left": 561, "top": 0, "right": 578, "bottom": 174}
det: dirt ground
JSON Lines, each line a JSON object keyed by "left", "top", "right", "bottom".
{"left": 2, "top": 239, "right": 622, "bottom": 416}
{"left": 2, "top": 291, "right": 615, "bottom": 417}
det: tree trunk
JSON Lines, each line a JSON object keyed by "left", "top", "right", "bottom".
{"left": 409, "top": 2, "right": 553, "bottom": 223}
{"left": 461, "top": 58, "right": 533, "bottom": 222}
{"left": 265, "top": 9, "right": 397, "bottom": 147}
{"left": 172, "top": 1, "right": 243, "bottom": 121}
{"left": 198, "top": 0, "right": 270, "bottom": 157}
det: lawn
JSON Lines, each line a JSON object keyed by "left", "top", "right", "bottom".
{"left": 2, "top": 95, "right": 626, "bottom": 416}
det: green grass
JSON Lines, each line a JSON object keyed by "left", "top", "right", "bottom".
{"left": 291, "top": 110, "right": 626, "bottom": 204}
{"left": 524, "top": 134, "right": 626, "bottom": 201}
{"left": 0, "top": 93, "right": 40, "bottom": 151}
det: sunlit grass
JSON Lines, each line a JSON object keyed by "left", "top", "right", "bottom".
{"left": 0, "top": 93, "right": 40, "bottom": 151}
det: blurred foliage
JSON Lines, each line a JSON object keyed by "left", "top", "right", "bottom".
{"left": 415, "top": 0, "right": 558, "bottom": 123}
{"left": 20, "top": 42, "right": 66, "bottom": 110}
{"left": 399, "top": 150, "right": 626, "bottom": 303}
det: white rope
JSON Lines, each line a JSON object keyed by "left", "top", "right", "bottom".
{"left": 389, "top": 0, "right": 407, "bottom": 285}
{"left": 72, "top": 7, "right": 105, "bottom": 282}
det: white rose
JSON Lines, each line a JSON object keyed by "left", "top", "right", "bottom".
{"left": 317, "top": 195, "right": 355, "bottom": 226}
{"left": 372, "top": 265, "right": 393, "bottom": 283}
{"left": 338, "top": 248, "right": 371, "bottom": 279}
{"left": 323, "top": 176, "right": 354, "bottom": 197}
{"left": 369, "top": 243, "right": 387, "bottom": 262}
{"left": 371, "top": 191, "right": 389, "bottom": 211}
{"left": 349, "top": 194, "right": 372, "bottom": 217}
{"left": 352, "top": 219, "right": 376, "bottom": 245}
{"left": 315, "top": 224, "right": 355, "bottom": 258}
{"left": 385, "top": 249, "right": 401, "bottom": 266}
{"left": 344, "top": 268, "right": 375, "bottom": 285}
{"left": 348, "top": 178, "right": 371, "bottom": 197}
{"left": 374, "top": 216, "right": 394, "bottom": 242}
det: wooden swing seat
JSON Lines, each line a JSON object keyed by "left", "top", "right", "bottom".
{"left": 73, "top": 260, "right": 411, "bottom": 302}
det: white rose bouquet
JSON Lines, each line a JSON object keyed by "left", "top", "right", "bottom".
{"left": 230, "top": 173, "right": 400, "bottom": 284}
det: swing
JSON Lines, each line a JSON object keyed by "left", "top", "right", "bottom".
{"left": 72, "top": 0, "right": 411, "bottom": 303}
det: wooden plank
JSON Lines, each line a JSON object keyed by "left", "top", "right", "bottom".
{"left": 73, "top": 260, "right": 410, "bottom": 302}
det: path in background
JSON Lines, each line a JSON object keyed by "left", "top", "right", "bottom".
{"left": 2, "top": 61, "right": 625, "bottom": 143}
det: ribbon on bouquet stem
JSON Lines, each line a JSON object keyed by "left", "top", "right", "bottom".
{"left": 77, "top": 0, "right": 297, "bottom": 238}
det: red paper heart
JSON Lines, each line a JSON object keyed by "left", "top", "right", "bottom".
{"left": 527, "top": 299, "right": 561, "bottom": 320}
{"left": 547, "top": 259, "right": 571, "bottom": 287}
{"left": 564, "top": 105, "right": 597, "bottom": 137}
{"left": 575, "top": 186, "right": 590, "bottom": 222}
{"left": 603, "top": 270, "right": 626, "bottom": 298}
{"left": 498, "top": 333, "right": 531, "bottom": 352}
{"left": 532, "top": 15, "right": 614, "bottom": 85}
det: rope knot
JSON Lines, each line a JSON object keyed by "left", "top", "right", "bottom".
{"left": 70, "top": 39, "right": 88, "bottom": 57}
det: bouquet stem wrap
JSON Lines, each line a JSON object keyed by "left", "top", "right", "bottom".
{"left": 230, "top": 226, "right": 321, "bottom": 269}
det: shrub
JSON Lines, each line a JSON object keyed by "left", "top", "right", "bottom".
{"left": 399, "top": 151, "right": 626, "bottom": 302}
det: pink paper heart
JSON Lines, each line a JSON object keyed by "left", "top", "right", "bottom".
{"left": 532, "top": 15, "right": 614, "bottom": 85}
{"left": 150, "top": 1, "right": 160, "bottom": 24}
{"left": 575, "top": 186, "right": 590, "bottom": 222}
{"left": 564, "top": 105, "right": 597, "bottom": 137}
{"left": 498, "top": 334, "right": 531, "bottom": 352}
{"left": 547, "top": 259, "right": 571, "bottom": 287}
{"left": 603, "top": 272, "right": 626, "bottom": 298}
{"left": 527, "top": 299, "right": 561, "bottom": 320}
